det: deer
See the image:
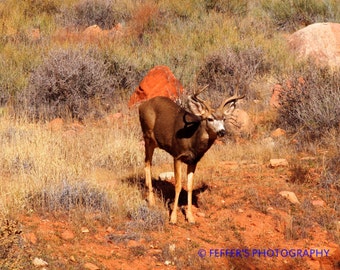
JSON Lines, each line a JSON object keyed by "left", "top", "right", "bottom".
{"left": 139, "top": 87, "right": 244, "bottom": 224}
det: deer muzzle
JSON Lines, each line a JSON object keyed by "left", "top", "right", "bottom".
{"left": 217, "top": 129, "right": 226, "bottom": 137}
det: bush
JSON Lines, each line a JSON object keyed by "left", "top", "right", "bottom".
{"left": 26, "top": 180, "right": 113, "bottom": 213}
{"left": 276, "top": 64, "right": 340, "bottom": 143}
{"left": 18, "top": 48, "right": 115, "bottom": 120}
{"left": 60, "top": 0, "right": 127, "bottom": 29}
{"left": 23, "top": 0, "right": 60, "bottom": 17}
{"left": 128, "top": 205, "right": 166, "bottom": 231}
{"left": 196, "top": 46, "right": 268, "bottom": 104}
{"left": 320, "top": 134, "right": 340, "bottom": 191}
{"left": 103, "top": 53, "right": 143, "bottom": 98}
{"left": 261, "top": 0, "right": 340, "bottom": 31}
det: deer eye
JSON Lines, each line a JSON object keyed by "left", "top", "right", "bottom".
{"left": 207, "top": 117, "right": 214, "bottom": 122}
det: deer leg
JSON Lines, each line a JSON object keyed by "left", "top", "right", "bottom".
{"left": 144, "top": 138, "right": 156, "bottom": 206}
{"left": 170, "top": 158, "right": 182, "bottom": 224}
{"left": 186, "top": 164, "right": 197, "bottom": 224}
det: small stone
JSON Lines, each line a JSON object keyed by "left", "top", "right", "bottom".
{"left": 127, "top": 240, "right": 140, "bottom": 248}
{"left": 237, "top": 208, "right": 244, "bottom": 213}
{"left": 159, "top": 172, "right": 174, "bottom": 180}
{"left": 312, "top": 199, "right": 325, "bottom": 207}
{"left": 32, "top": 257, "right": 48, "bottom": 267}
{"left": 300, "top": 156, "right": 317, "bottom": 161}
{"left": 81, "top": 227, "right": 90, "bottom": 233}
{"left": 196, "top": 212, "right": 206, "bottom": 217}
{"left": 271, "top": 128, "right": 286, "bottom": 138}
{"left": 84, "top": 262, "right": 100, "bottom": 270}
{"left": 106, "top": 226, "right": 114, "bottom": 233}
{"left": 279, "top": 191, "right": 300, "bottom": 204}
{"left": 270, "top": 159, "right": 289, "bottom": 167}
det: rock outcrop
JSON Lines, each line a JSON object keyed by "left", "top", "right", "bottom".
{"left": 128, "top": 65, "right": 184, "bottom": 108}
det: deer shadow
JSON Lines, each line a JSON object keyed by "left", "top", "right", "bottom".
{"left": 126, "top": 175, "right": 208, "bottom": 209}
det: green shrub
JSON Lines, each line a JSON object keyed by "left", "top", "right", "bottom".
{"left": 23, "top": 0, "right": 61, "bottom": 17}
{"left": 205, "top": 0, "right": 248, "bottom": 16}
{"left": 261, "top": 0, "right": 340, "bottom": 31}
{"left": 18, "top": 47, "right": 115, "bottom": 120}
{"left": 276, "top": 64, "right": 340, "bottom": 144}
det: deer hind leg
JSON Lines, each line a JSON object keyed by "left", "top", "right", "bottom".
{"left": 170, "top": 158, "right": 182, "bottom": 224}
{"left": 186, "top": 164, "right": 197, "bottom": 224}
{"left": 144, "top": 135, "right": 156, "bottom": 206}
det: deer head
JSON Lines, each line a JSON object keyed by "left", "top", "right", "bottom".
{"left": 187, "top": 86, "right": 245, "bottom": 137}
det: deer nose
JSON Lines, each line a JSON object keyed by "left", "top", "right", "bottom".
{"left": 217, "top": 129, "right": 226, "bottom": 137}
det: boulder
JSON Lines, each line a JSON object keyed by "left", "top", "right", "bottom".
{"left": 226, "top": 108, "right": 254, "bottom": 138}
{"left": 288, "top": 22, "right": 340, "bottom": 67}
{"left": 128, "top": 66, "right": 184, "bottom": 108}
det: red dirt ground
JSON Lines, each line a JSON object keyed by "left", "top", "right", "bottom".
{"left": 11, "top": 159, "right": 339, "bottom": 270}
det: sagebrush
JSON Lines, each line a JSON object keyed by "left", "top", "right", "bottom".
{"left": 277, "top": 64, "right": 340, "bottom": 144}
{"left": 17, "top": 47, "right": 115, "bottom": 120}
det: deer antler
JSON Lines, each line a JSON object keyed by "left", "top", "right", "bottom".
{"left": 191, "top": 85, "right": 211, "bottom": 111}
{"left": 218, "top": 95, "right": 245, "bottom": 111}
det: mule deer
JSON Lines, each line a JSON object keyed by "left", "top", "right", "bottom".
{"left": 139, "top": 88, "right": 244, "bottom": 224}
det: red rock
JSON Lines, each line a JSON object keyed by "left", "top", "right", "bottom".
{"left": 312, "top": 199, "right": 326, "bottom": 207}
{"left": 270, "top": 84, "right": 283, "bottom": 108}
{"left": 48, "top": 118, "right": 64, "bottom": 132}
{"left": 61, "top": 230, "right": 75, "bottom": 240}
{"left": 83, "top": 25, "right": 104, "bottom": 40}
{"left": 271, "top": 128, "right": 286, "bottom": 138}
{"left": 270, "top": 159, "right": 289, "bottom": 168}
{"left": 288, "top": 22, "right": 340, "bottom": 67}
{"left": 128, "top": 66, "right": 184, "bottom": 108}
{"left": 29, "top": 28, "right": 41, "bottom": 41}
{"left": 270, "top": 77, "right": 305, "bottom": 109}
{"left": 22, "top": 232, "right": 38, "bottom": 244}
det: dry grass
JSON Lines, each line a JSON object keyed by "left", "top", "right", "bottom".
{"left": 0, "top": 112, "right": 146, "bottom": 221}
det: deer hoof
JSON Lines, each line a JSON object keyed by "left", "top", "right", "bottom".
{"left": 170, "top": 212, "right": 177, "bottom": 224}
{"left": 147, "top": 193, "right": 155, "bottom": 206}
{"left": 186, "top": 213, "right": 195, "bottom": 224}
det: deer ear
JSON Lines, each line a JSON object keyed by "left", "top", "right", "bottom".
{"left": 223, "top": 101, "right": 236, "bottom": 116}
{"left": 187, "top": 96, "right": 206, "bottom": 116}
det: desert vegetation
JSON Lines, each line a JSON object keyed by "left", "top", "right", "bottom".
{"left": 0, "top": 0, "right": 339, "bottom": 269}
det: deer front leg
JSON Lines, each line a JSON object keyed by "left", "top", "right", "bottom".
{"left": 144, "top": 138, "right": 156, "bottom": 206}
{"left": 170, "top": 158, "right": 182, "bottom": 224}
{"left": 145, "top": 161, "right": 155, "bottom": 206}
{"left": 186, "top": 164, "right": 197, "bottom": 224}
